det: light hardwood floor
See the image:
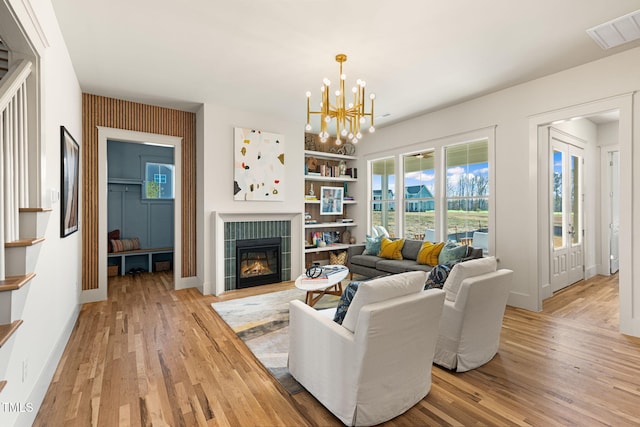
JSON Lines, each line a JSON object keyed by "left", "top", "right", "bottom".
{"left": 34, "top": 273, "right": 640, "bottom": 426}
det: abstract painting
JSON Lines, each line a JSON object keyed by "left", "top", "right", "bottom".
{"left": 234, "top": 127, "right": 285, "bottom": 201}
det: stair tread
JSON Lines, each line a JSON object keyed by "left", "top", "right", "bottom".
{"left": 0, "top": 380, "right": 6, "bottom": 393}
{"left": 0, "top": 273, "right": 36, "bottom": 292}
{"left": 18, "top": 207, "right": 53, "bottom": 213}
{"left": 0, "top": 320, "right": 23, "bottom": 348}
{"left": 5, "top": 237, "right": 45, "bottom": 247}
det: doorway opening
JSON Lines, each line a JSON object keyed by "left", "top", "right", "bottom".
{"left": 536, "top": 109, "right": 624, "bottom": 318}
{"left": 106, "top": 140, "right": 175, "bottom": 276}
{"left": 85, "top": 127, "right": 182, "bottom": 303}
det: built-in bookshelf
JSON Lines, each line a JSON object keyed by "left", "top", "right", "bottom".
{"left": 303, "top": 142, "right": 359, "bottom": 267}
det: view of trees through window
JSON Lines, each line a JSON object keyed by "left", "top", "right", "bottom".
{"left": 369, "top": 139, "right": 489, "bottom": 252}
{"left": 144, "top": 162, "right": 175, "bottom": 199}
{"left": 445, "top": 140, "right": 489, "bottom": 246}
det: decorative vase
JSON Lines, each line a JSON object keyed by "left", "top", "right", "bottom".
{"left": 349, "top": 236, "right": 356, "bottom": 244}
{"left": 338, "top": 160, "right": 347, "bottom": 176}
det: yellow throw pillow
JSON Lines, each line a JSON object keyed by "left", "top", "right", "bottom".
{"left": 378, "top": 237, "right": 405, "bottom": 260}
{"left": 417, "top": 241, "right": 445, "bottom": 266}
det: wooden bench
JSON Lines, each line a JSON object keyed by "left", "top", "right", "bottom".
{"left": 107, "top": 247, "right": 173, "bottom": 275}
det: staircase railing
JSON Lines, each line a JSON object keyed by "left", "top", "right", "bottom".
{"left": 0, "top": 59, "right": 32, "bottom": 280}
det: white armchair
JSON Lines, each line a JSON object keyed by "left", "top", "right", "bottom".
{"left": 289, "top": 272, "right": 445, "bottom": 426}
{"left": 434, "top": 258, "right": 513, "bottom": 372}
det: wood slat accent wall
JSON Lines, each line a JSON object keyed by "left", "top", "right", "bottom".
{"left": 82, "top": 94, "right": 196, "bottom": 290}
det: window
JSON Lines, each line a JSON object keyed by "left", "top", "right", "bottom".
{"left": 144, "top": 162, "right": 175, "bottom": 199}
{"left": 445, "top": 140, "right": 489, "bottom": 250}
{"left": 403, "top": 152, "right": 435, "bottom": 240}
{"left": 367, "top": 130, "right": 493, "bottom": 253}
{"left": 370, "top": 157, "right": 396, "bottom": 236}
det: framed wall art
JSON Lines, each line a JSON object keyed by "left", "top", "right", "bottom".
{"left": 61, "top": 126, "right": 80, "bottom": 237}
{"left": 320, "top": 186, "right": 343, "bottom": 215}
{"left": 233, "top": 127, "right": 285, "bottom": 201}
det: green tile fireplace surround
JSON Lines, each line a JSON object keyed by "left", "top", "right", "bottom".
{"left": 224, "top": 220, "right": 292, "bottom": 291}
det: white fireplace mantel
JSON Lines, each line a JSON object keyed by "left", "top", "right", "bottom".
{"left": 210, "top": 211, "right": 303, "bottom": 295}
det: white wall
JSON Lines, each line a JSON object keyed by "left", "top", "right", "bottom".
{"left": 356, "top": 47, "right": 640, "bottom": 335}
{"left": 1, "top": 1, "right": 82, "bottom": 425}
{"left": 598, "top": 121, "right": 619, "bottom": 147}
{"left": 197, "top": 103, "right": 305, "bottom": 295}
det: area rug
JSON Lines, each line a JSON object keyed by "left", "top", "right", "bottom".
{"left": 211, "top": 288, "right": 340, "bottom": 394}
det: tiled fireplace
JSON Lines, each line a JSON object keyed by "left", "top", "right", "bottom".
{"left": 223, "top": 220, "right": 291, "bottom": 291}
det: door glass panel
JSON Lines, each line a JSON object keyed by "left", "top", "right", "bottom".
{"left": 570, "top": 154, "right": 580, "bottom": 245}
{"left": 552, "top": 149, "right": 564, "bottom": 249}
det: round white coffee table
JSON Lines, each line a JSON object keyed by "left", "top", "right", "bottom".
{"left": 295, "top": 265, "right": 349, "bottom": 307}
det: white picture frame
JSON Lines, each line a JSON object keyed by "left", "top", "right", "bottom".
{"left": 320, "top": 186, "right": 343, "bottom": 215}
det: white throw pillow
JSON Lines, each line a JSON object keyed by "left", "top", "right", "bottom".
{"left": 443, "top": 256, "right": 497, "bottom": 302}
{"left": 374, "top": 225, "right": 390, "bottom": 238}
{"left": 341, "top": 271, "right": 427, "bottom": 333}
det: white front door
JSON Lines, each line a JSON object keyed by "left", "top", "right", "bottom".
{"left": 550, "top": 130, "right": 585, "bottom": 292}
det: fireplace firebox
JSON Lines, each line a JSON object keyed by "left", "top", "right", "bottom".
{"left": 235, "top": 237, "right": 282, "bottom": 288}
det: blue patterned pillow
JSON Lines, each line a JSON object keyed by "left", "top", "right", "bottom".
{"left": 362, "top": 235, "right": 383, "bottom": 255}
{"left": 333, "top": 281, "right": 360, "bottom": 324}
{"left": 425, "top": 264, "right": 451, "bottom": 289}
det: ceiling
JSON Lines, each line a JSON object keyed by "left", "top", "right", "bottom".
{"left": 51, "top": 0, "right": 640, "bottom": 130}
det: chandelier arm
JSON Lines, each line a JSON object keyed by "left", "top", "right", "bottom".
{"left": 370, "top": 98, "right": 375, "bottom": 127}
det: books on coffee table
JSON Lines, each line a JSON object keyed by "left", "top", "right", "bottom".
{"left": 300, "top": 265, "right": 347, "bottom": 285}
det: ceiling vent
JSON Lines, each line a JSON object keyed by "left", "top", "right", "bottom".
{"left": 587, "top": 9, "right": 640, "bottom": 50}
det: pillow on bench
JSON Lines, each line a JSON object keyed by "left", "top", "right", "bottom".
{"left": 110, "top": 238, "right": 141, "bottom": 253}
{"left": 107, "top": 229, "right": 120, "bottom": 253}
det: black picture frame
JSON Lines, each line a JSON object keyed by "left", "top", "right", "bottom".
{"left": 60, "top": 126, "right": 79, "bottom": 237}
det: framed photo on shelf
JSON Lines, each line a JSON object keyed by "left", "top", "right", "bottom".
{"left": 322, "top": 231, "right": 340, "bottom": 245}
{"left": 320, "top": 186, "right": 343, "bottom": 215}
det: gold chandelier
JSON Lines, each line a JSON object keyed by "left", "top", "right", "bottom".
{"left": 305, "top": 54, "right": 375, "bottom": 145}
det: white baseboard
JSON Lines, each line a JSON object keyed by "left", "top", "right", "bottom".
{"left": 585, "top": 265, "right": 598, "bottom": 279}
{"left": 18, "top": 304, "right": 80, "bottom": 427}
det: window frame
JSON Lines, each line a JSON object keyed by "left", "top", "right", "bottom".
{"left": 142, "top": 158, "right": 176, "bottom": 201}
{"left": 366, "top": 127, "right": 495, "bottom": 254}
{"left": 443, "top": 139, "right": 490, "bottom": 251}
{"left": 368, "top": 156, "right": 397, "bottom": 237}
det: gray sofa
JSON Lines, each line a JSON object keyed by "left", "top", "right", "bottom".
{"left": 347, "top": 239, "right": 483, "bottom": 278}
